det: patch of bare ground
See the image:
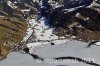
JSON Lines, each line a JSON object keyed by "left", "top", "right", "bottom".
{"left": 0, "top": 16, "right": 27, "bottom": 60}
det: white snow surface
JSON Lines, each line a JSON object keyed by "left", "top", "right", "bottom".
{"left": 95, "top": 42, "right": 100, "bottom": 46}
{"left": 21, "top": 18, "right": 67, "bottom": 53}
{"left": 63, "top": 5, "right": 86, "bottom": 13}
{"left": 1, "top": 40, "right": 100, "bottom": 66}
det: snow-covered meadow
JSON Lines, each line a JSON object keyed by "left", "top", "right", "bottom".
{"left": 21, "top": 18, "right": 68, "bottom": 53}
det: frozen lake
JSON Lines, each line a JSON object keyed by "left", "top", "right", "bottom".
{"left": 0, "top": 40, "right": 100, "bottom": 66}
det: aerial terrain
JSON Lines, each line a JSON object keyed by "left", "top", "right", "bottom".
{"left": 0, "top": 0, "right": 100, "bottom": 66}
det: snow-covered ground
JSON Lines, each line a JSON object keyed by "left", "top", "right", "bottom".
{"left": 22, "top": 18, "right": 59, "bottom": 42}
{"left": 18, "top": 18, "right": 100, "bottom": 66}
{"left": 21, "top": 18, "right": 68, "bottom": 52}
{"left": 0, "top": 40, "right": 100, "bottom": 66}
